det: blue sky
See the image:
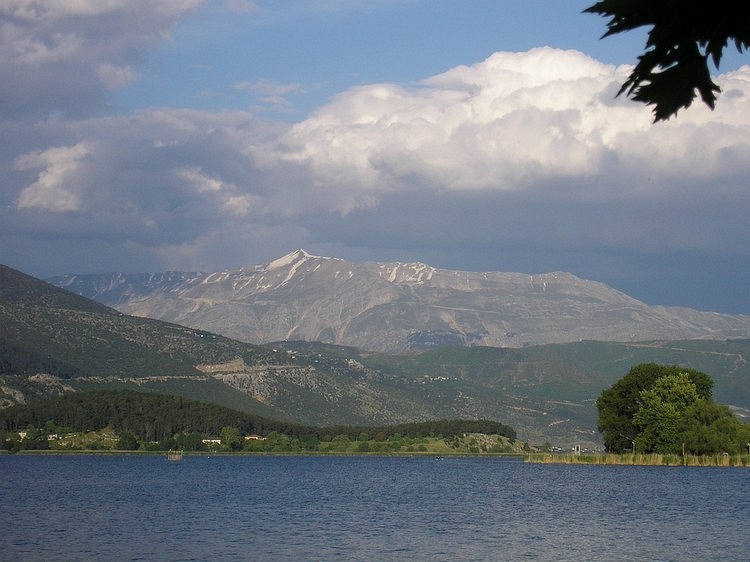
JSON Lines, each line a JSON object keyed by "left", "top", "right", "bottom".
{"left": 119, "top": 1, "right": 654, "bottom": 115}
{"left": 2, "top": 0, "right": 750, "bottom": 314}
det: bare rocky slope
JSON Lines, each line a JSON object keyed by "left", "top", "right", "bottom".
{"left": 49, "top": 249, "right": 750, "bottom": 353}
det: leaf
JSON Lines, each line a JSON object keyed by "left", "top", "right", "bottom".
{"left": 585, "top": 0, "right": 745, "bottom": 119}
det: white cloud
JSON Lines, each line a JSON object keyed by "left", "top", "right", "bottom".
{"left": 11, "top": 48, "right": 750, "bottom": 223}
{"left": 10, "top": 30, "right": 83, "bottom": 64}
{"left": 179, "top": 166, "right": 225, "bottom": 193}
{"left": 10, "top": 49, "right": 750, "bottom": 217}
{"left": 15, "top": 141, "right": 94, "bottom": 212}
{"left": 0, "top": 1, "right": 206, "bottom": 22}
{"left": 178, "top": 166, "right": 257, "bottom": 216}
{"left": 277, "top": 48, "right": 640, "bottom": 199}
{"left": 274, "top": 48, "right": 750, "bottom": 207}
{"left": 97, "top": 63, "right": 138, "bottom": 91}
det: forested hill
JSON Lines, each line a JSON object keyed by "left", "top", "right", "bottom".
{"left": 0, "top": 389, "right": 516, "bottom": 445}
{"left": 0, "top": 263, "right": 282, "bottom": 379}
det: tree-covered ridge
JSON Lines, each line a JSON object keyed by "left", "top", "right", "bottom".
{"left": 0, "top": 263, "right": 286, "bottom": 378}
{"left": 0, "top": 389, "right": 516, "bottom": 452}
{"left": 597, "top": 363, "right": 750, "bottom": 454}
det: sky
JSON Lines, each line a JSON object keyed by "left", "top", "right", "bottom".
{"left": 2, "top": 0, "right": 750, "bottom": 314}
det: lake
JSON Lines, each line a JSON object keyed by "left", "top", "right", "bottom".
{"left": 1, "top": 455, "right": 748, "bottom": 561}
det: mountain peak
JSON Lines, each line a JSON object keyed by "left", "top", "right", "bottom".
{"left": 265, "top": 249, "right": 318, "bottom": 270}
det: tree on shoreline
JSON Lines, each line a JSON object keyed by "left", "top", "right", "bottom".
{"left": 597, "top": 363, "right": 750, "bottom": 454}
{"left": 0, "top": 389, "right": 518, "bottom": 453}
{"left": 633, "top": 373, "right": 701, "bottom": 454}
{"left": 597, "top": 363, "right": 712, "bottom": 452}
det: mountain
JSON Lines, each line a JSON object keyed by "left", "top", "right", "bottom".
{"left": 1, "top": 263, "right": 447, "bottom": 428}
{"left": 49, "top": 249, "right": 750, "bottom": 353}
{"left": 3, "top": 263, "right": 750, "bottom": 449}
{"left": 0, "top": 263, "right": 539, "bottom": 439}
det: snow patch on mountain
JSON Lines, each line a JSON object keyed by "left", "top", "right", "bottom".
{"left": 379, "top": 262, "right": 436, "bottom": 284}
{"left": 267, "top": 249, "right": 312, "bottom": 271}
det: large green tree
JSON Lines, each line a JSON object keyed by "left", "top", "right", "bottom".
{"left": 597, "top": 363, "right": 712, "bottom": 452}
{"left": 585, "top": 1, "right": 750, "bottom": 121}
{"left": 679, "top": 400, "right": 750, "bottom": 455}
{"left": 633, "top": 373, "right": 701, "bottom": 453}
{"left": 598, "top": 363, "right": 750, "bottom": 454}
{"left": 220, "top": 426, "right": 242, "bottom": 451}
{"left": 116, "top": 430, "right": 139, "bottom": 450}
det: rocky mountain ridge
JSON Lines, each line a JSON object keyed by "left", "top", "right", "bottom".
{"left": 49, "top": 249, "right": 750, "bottom": 353}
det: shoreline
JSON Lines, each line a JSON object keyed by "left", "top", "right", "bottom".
{"left": 3, "top": 449, "right": 525, "bottom": 458}
{"left": 524, "top": 452, "right": 750, "bottom": 467}
{"left": 6, "top": 449, "right": 750, "bottom": 467}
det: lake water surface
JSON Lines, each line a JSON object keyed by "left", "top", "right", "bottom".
{"left": 1, "top": 455, "right": 748, "bottom": 561}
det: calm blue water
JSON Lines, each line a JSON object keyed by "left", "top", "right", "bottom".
{"left": 1, "top": 455, "right": 748, "bottom": 561}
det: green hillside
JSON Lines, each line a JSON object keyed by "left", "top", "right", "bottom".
{"left": 0, "top": 264, "right": 283, "bottom": 378}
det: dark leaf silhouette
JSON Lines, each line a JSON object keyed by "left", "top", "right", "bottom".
{"left": 585, "top": 1, "right": 750, "bottom": 121}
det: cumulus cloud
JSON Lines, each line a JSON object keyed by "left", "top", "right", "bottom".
{"left": 278, "top": 47, "right": 750, "bottom": 204}
{"left": 0, "top": 0, "right": 206, "bottom": 117}
{"left": 11, "top": 48, "right": 750, "bottom": 220}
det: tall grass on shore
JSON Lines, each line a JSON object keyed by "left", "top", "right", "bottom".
{"left": 525, "top": 452, "right": 750, "bottom": 467}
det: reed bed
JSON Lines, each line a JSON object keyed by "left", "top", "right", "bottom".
{"left": 525, "top": 452, "right": 750, "bottom": 467}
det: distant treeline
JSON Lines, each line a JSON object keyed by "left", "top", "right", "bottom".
{"left": 0, "top": 389, "right": 516, "bottom": 443}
